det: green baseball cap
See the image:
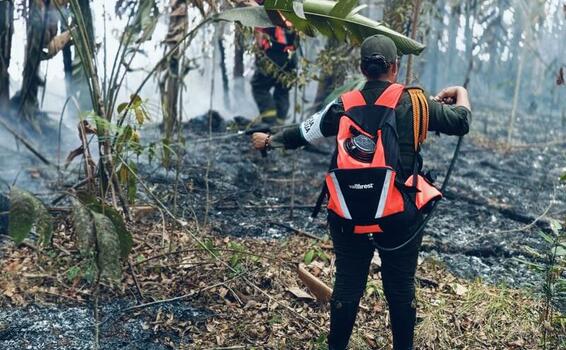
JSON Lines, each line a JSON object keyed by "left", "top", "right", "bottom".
{"left": 361, "top": 34, "right": 398, "bottom": 62}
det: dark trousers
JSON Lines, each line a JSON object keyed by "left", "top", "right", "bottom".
{"left": 327, "top": 215, "right": 423, "bottom": 350}
{"left": 251, "top": 69, "right": 290, "bottom": 122}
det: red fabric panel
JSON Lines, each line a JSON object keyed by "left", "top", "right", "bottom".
{"left": 370, "top": 130, "right": 386, "bottom": 167}
{"left": 375, "top": 83, "right": 405, "bottom": 109}
{"left": 354, "top": 224, "right": 383, "bottom": 234}
{"left": 404, "top": 175, "right": 442, "bottom": 209}
{"left": 274, "top": 27, "right": 287, "bottom": 45}
{"left": 341, "top": 90, "right": 366, "bottom": 111}
{"left": 382, "top": 171, "right": 405, "bottom": 217}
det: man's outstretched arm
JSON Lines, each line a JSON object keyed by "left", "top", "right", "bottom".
{"left": 252, "top": 99, "right": 344, "bottom": 150}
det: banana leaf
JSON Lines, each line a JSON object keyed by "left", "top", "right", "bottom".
{"left": 215, "top": 5, "right": 274, "bottom": 28}
{"left": 264, "top": 0, "right": 425, "bottom": 55}
{"left": 215, "top": 1, "right": 424, "bottom": 55}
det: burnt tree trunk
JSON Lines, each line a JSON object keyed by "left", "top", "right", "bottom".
{"left": 19, "top": 0, "right": 47, "bottom": 122}
{"left": 217, "top": 23, "right": 230, "bottom": 109}
{"left": 0, "top": 0, "right": 14, "bottom": 111}
{"left": 233, "top": 25, "right": 244, "bottom": 79}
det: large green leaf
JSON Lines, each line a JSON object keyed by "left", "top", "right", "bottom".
{"left": 264, "top": 0, "right": 425, "bottom": 55}
{"left": 8, "top": 188, "right": 53, "bottom": 246}
{"left": 215, "top": 5, "right": 274, "bottom": 28}
{"left": 92, "top": 212, "right": 122, "bottom": 281}
{"left": 328, "top": 0, "right": 359, "bottom": 18}
{"left": 70, "top": 198, "right": 96, "bottom": 257}
{"left": 125, "top": 0, "right": 159, "bottom": 44}
{"left": 323, "top": 76, "right": 366, "bottom": 105}
{"left": 76, "top": 192, "right": 133, "bottom": 259}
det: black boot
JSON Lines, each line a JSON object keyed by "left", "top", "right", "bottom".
{"left": 328, "top": 299, "right": 360, "bottom": 350}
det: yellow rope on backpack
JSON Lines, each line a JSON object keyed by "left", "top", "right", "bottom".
{"left": 407, "top": 88, "right": 429, "bottom": 150}
{"left": 408, "top": 89, "right": 421, "bottom": 151}
{"left": 417, "top": 90, "right": 429, "bottom": 144}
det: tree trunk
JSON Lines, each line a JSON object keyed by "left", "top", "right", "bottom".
{"left": 160, "top": 0, "right": 188, "bottom": 166}
{"left": 384, "top": 0, "right": 411, "bottom": 33}
{"left": 446, "top": 3, "right": 460, "bottom": 82}
{"left": 428, "top": 0, "right": 444, "bottom": 93}
{"left": 507, "top": 43, "right": 525, "bottom": 146}
{"left": 404, "top": 0, "right": 422, "bottom": 85}
{"left": 217, "top": 23, "right": 230, "bottom": 109}
{"left": 233, "top": 25, "right": 244, "bottom": 79}
{"left": 0, "top": 0, "right": 14, "bottom": 111}
{"left": 464, "top": 0, "right": 474, "bottom": 60}
{"left": 19, "top": 0, "right": 47, "bottom": 122}
{"left": 73, "top": 0, "right": 95, "bottom": 111}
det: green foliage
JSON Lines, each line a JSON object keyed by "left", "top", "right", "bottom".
{"left": 117, "top": 94, "right": 150, "bottom": 126}
{"left": 70, "top": 197, "right": 96, "bottom": 257}
{"left": 215, "top": 5, "right": 273, "bottom": 28}
{"left": 8, "top": 188, "right": 52, "bottom": 246}
{"left": 366, "top": 281, "right": 384, "bottom": 299}
{"left": 216, "top": 1, "right": 424, "bottom": 54}
{"left": 66, "top": 265, "right": 81, "bottom": 283}
{"left": 92, "top": 212, "right": 122, "bottom": 281}
{"left": 264, "top": 0, "right": 425, "bottom": 54}
{"left": 516, "top": 218, "right": 565, "bottom": 348}
{"left": 311, "top": 333, "right": 328, "bottom": 350}
{"left": 303, "top": 245, "right": 329, "bottom": 265}
{"left": 203, "top": 238, "right": 219, "bottom": 256}
{"left": 76, "top": 192, "right": 133, "bottom": 259}
{"left": 71, "top": 197, "right": 132, "bottom": 282}
{"left": 118, "top": 161, "right": 138, "bottom": 205}
{"left": 228, "top": 242, "right": 246, "bottom": 272}
{"left": 323, "top": 77, "right": 366, "bottom": 105}
{"left": 124, "top": 0, "right": 160, "bottom": 44}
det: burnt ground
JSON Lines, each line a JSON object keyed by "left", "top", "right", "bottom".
{"left": 0, "top": 301, "right": 210, "bottom": 350}
{"left": 0, "top": 104, "right": 564, "bottom": 349}
{"left": 140, "top": 105, "right": 566, "bottom": 288}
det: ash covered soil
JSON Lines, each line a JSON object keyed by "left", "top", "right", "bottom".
{"left": 0, "top": 105, "right": 564, "bottom": 349}
{"left": 141, "top": 106, "right": 566, "bottom": 287}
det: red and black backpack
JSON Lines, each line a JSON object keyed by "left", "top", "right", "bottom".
{"left": 318, "top": 83, "right": 442, "bottom": 234}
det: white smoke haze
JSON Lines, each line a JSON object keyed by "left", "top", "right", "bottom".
{"left": 2, "top": 0, "right": 565, "bottom": 188}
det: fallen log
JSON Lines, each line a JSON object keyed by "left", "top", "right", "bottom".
{"left": 297, "top": 263, "right": 332, "bottom": 303}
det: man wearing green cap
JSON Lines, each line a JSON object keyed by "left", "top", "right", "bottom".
{"left": 252, "top": 34, "right": 471, "bottom": 350}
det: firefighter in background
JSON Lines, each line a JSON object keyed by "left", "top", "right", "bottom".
{"left": 251, "top": 11, "right": 298, "bottom": 125}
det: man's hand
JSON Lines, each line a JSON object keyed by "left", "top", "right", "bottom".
{"left": 434, "top": 86, "right": 471, "bottom": 111}
{"left": 252, "top": 132, "right": 270, "bottom": 150}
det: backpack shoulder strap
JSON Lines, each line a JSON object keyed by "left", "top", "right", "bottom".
{"left": 341, "top": 90, "right": 366, "bottom": 111}
{"left": 406, "top": 87, "right": 430, "bottom": 151}
{"left": 375, "top": 83, "right": 405, "bottom": 108}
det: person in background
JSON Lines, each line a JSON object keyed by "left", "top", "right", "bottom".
{"left": 251, "top": 0, "right": 298, "bottom": 125}
{"left": 251, "top": 35, "right": 471, "bottom": 350}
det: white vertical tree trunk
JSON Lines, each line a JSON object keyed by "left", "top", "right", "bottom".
{"left": 507, "top": 42, "right": 525, "bottom": 146}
